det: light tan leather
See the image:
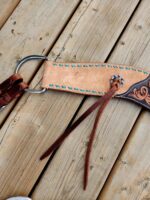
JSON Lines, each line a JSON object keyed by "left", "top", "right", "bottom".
{"left": 42, "top": 61, "right": 149, "bottom": 96}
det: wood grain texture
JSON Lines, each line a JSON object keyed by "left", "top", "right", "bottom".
{"left": 0, "top": 0, "right": 82, "bottom": 198}
{"left": 0, "top": 0, "right": 21, "bottom": 28}
{"left": 98, "top": 1, "right": 150, "bottom": 198}
{"left": 28, "top": 0, "right": 148, "bottom": 199}
{"left": 99, "top": 111, "right": 150, "bottom": 200}
{"left": 0, "top": 0, "right": 81, "bottom": 124}
{"left": 0, "top": 0, "right": 140, "bottom": 199}
{"left": 100, "top": 0, "right": 150, "bottom": 199}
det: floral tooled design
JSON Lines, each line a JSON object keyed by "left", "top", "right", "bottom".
{"left": 129, "top": 84, "right": 150, "bottom": 105}
{"left": 117, "top": 75, "right": 150, "bottom": 109}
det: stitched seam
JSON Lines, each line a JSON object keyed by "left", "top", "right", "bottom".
{"left": 49, "top": 84, "right": 105, "bottom": 95}
{"left": 48, "top": 64, "right": 149, "bottom": 94}
{"left": 51, "top": 63, "right": 149, "bottom": 75}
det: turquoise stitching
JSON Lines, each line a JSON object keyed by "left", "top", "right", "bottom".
{"left": 51, "top": 63, "right": 149, "bottom": 75}
{"left": 49, "top": 84, "right": 104, "bottom": 95}
{"left": 52, "top": 63, "right": 57, "bottom": 66}
{"left": 55, "top": 85, "right": 60, "bottom": 88}
{"left": 59, "top": 64, "right": 63, "bottom": 67}
{"left": 68, "top": 86, "right": 72, "bottom": 90}
{"left": 61, "top": 85, "right": 66, "bottom": 89}
{"left": 92, "top": 90, "right": 97, "bottom": 93}
{"left": 131, "top": 68, "right": 136, "bottom": 71}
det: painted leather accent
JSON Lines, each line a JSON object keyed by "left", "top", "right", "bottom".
{"left": 117, "top": 75, "right": 150, "bottom": 110}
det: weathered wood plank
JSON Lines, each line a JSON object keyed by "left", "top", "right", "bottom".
{"left": 0, "top": 0, "right": 81, "bottom": 124}
{"left": 21, "top": 0, "right": 146, "bottom": 199}
{"left": 0, "top": 0, "right": 140, "bottom": 199}
{"left": 98, "top": 2, "right": 150, "bottom": 198}
{"left": 30, "top": 0, "right": 150, "bottom": 199}
{"left": 0, "top": 0, "right": 21, "bottom": 28}
{"left": 0, "top": 0, "right": 82, "bottom": 198}
{"left": 99, "top": 111, "right": 150, "bottom": 200}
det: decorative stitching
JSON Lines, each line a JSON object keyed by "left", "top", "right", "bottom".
{"left": 51, "top": 63, "right": 149, "bottom": 75}
{"left": 49, "top": 84, "right": 105, "bottom": 95}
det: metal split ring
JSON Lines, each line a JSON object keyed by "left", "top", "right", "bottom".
{"left": 15, "top": 55, "right": 48, "bottom": 94}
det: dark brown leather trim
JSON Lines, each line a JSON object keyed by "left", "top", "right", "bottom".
{"left": 0, "top": 74, "right": 28, "bottom": 107}
{"left": 0, "top": 74, "right": 23, "bottom": 95}
{"left": 117, "top": 74, "right": 150, "bottom": 110}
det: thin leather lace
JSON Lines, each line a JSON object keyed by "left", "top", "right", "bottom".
{"left": 40, "top": 79, "right": 120, "bottom": 190}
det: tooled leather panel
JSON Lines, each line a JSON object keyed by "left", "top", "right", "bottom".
{"left": 117, "top": 74, "right": 150, "bottom": 110}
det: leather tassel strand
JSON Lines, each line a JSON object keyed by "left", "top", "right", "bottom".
{"left": 40, "top": 76, "right": 122, "bottom": 190}
{"left": 83, "top": 85, "right": 119, "bottom": 190}
{"left": 40, "top": 94, "right": 111, "bottom": 160}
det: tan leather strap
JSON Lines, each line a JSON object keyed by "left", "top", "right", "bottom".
{"left": 42, "top": 61, "right": 149, "bottom": 96}
{"left": 42, "top": 61, "right": 150, "bottom": 110}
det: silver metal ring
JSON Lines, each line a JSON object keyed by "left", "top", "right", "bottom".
{"left": 0, "top": 105, "right": 6, "bottom": 112}
{"left": 15, "top": 55, "right": 48, "bottom": 94}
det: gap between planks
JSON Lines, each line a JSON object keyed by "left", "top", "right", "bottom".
{"left": 28, "top": 97, "right": 86, "bottom": 197}
{"left": 29, "top": 0, "right": 143, "bottom": 197}
{"left": 0, "top": 0, "right": 145, "bottom": 199}
{"left": 0, "top": 0, "right": 82, "bottom": 125}
{"left": 99, "top": 109, "right": 150, "bottom": 199}
{"left": 29, "top": 0, "right": 146, "bottom": 199}
{"left": 0, "top": 0, "right": 21, "bottom": 29}
{"left": 0, "top": 0, "right": 83, "bottom": 129}
{"left": 33, "top": 1, "right": 149, "bottom": 199}
{"left": 96, "top": 108, "right": 143, "bottom": 200}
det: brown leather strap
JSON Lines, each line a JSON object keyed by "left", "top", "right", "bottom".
{"left": 0, "top": 74, "right": 28, "bottom": 107}
{"left": 0, "top": 74, "right": 23, "bottom": 95}
{"left": 40, "top": 81, "right": 121, "bottom": 160}
{"left": 40, "top": 94, "right": 110, "bottom": 160}
{"left": 40, "top": 76, "right": 121, "bottom": 191}
{"left": 84, "top": 86, "right": 118, "bottom": 190}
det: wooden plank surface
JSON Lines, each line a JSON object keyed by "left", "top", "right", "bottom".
{"left": 0, "top": 0, "right": 81, "bottom": 125}
{"left": 0, "top": 0, "right": 82, "bottom": 198}
{"left": 30, "top": 0, "right": 150, "bottom": 199}
{"left": 26, "top": 0, "right": 146, "bottom": 199}
{"left": 0, "top": 0, "right": 21, "bottom": 28}
{"left": 0, "top": 0, "right": 140, "bottom": 199}
{"left": 98, "top": 1, "right": 150, "bottom": 198}
{"left": 99, "top": 111, "right": 150, "bottom": 200}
